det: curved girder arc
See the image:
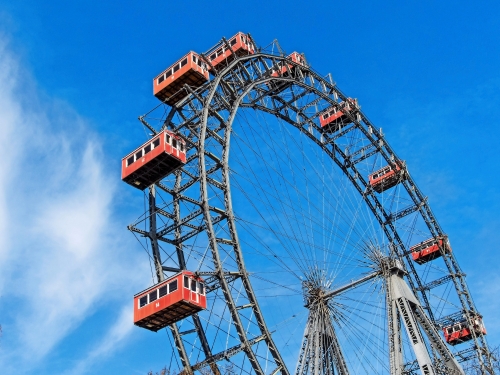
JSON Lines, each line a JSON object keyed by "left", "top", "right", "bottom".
{"left": 172, "top": 54, "right": 432, "bottom": 311}
{"left": 136, "top": 51, "right": 492, "bottom": 373}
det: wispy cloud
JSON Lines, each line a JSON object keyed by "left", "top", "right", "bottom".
{"left": 14, "top": 138, "right": 115, "bottom": 361}
{"left": 0, "top": 34, "right": 146, "bottom": 374}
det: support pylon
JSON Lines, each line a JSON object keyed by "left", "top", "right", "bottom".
{"left": 383, "top": 259, "right": 464, "bottom": 375}
{"left": 295, "top": 271, "right": 350, "bottom": 375}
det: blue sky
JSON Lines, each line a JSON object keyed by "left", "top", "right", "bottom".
{"left": 0, "top": 1, "right": 499, "bottom": 374}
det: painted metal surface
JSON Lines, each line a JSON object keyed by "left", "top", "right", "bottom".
{"left": 153, "top": 51, "right": 209, "bottom": 104}
{"left": 207, "top": 32, "right": 255, "bottom": 70}
{"left": 133, "top": 271, "right": 206, "bottom": 332}
{"left": 319, "top": 98, "right": 358, "bottom": 133}
{"left": 121, "top": 129, "right": 186, "bottom": 190}
{"left": 411, "top": 236, "right": 452, "bottom": 264}
{"left": 368, "top": 162, "right": 406, "bottom": 193}
{"left": 124, "top": 34, "right": 494, "bottom": 374}
{"left": 444, "top": 317, "right": 487, "bottom": 345}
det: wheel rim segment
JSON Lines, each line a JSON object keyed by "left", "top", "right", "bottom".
{"left": 128, "top": 47, "right": 492, "bottom": 374}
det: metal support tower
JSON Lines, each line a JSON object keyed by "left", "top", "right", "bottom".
{"left": 383, "top": 259, "right": 464, "bottom": 375}
{"left": 295, "top": 257, "right": 467, "bottom": 375}
{"left": 128, "top": 36, "right": 495, "bottom": 373}
{"left": 295, "top": 271, "right": 350, "bottom": 375}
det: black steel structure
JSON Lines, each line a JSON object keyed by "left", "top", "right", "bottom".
{"left": 127, "top": 35, "right": 494, "bottom": 374}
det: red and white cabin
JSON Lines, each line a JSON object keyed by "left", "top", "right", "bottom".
{"left": 288, "top": 51, "right": 306, "bottom": 66}
{"left": 368, "top": 162, "right": 405, "bottom": 193}
{"left": 443, "top": 316, "right": 486, "bottom": 346}
{"left": 319, "top": 98, "right": 359, "bottom": 133}
{"left": 207, "top": 32, "right": 255, "bottom": 70}
{"left": 410, "top": 236, "right": 451, "bottom": 265}
{"left": 271, "top": 52, "right": 306, "bottom": 77}
{"left": 122, "top": 129, "right": 187, "bottom": 190}
{"left": 134, "top": 271, "right": 207, "bottom": 332}
{"left": 153, "top": 51, "right": 209, "bottom": 105}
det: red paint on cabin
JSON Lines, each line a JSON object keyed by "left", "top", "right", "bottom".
{"left": 207, "top": 32, "right": 255, "bottom": 70}
{"left": 270, "top": 52, "right": 306, "bottom": 77}
{"left": 319, "top": 98, "right": 359, "bottom": 133}
{"left": 153, "top": 51, "right": 209, "bottom": 105}
{"left": 368, "top": 162, "right": 405, "bottom": 193}
{"left": 443, "top": 316, "right": 486, "bottom": 345}
{"left": 121, "top": 129, "right": 187, "bottom": 190}
{"left": 134, "top": 271, "right": 207, "bottom": 332}
{"left": 411, "top": 236, "right": 451, "bottom": 265}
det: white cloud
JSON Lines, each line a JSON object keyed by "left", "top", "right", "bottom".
{"left": 14, "top": 138, "right": 115, "bottom": 360}
{"left": 0, "top": 34, "right": 146, "bottom": 374}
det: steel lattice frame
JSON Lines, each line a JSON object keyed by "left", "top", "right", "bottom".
{"left": 128, "top": 37, "right": 494, "bottom": 374}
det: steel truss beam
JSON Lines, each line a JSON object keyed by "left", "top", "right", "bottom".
{"left": 417, "top": 274, "right": 462, "bottom": 292}
{"left": 129, "top": 45, "right": 494, "bottom": 374}
{"left": 385, "top": 263, "right": 464, "bottom": 375}
{"left": 296, "top": 272, "right": 386, "bottom": 375}
{"left": 295, "top": 298, "right": 350, "bottom": 375}
{"left": 384, "top": 199, "right": 427, "bottom": 225}
{"left": 435, "top": 311, "right": 470, "bottom": 328}
{"left": 191, "top": 334, "right": 267, "bottom": 371}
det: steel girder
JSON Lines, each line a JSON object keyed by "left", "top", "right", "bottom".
{"left": 295, "top": 304, "right": 350, "bottom": 375}
{"left": 128, "top": 46, "right": 494, "bottom": 374}
{"left": 385, "top": 265, "right": 464, "bottom": 375}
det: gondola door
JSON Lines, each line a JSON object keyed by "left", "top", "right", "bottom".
{"left": 190, "top": 278, "right": 199, "bottom": 303}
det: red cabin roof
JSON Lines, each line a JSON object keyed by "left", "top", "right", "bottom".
{"left": 207, "top": 32, "right": 255, "bottom": 70}
{"left": 443, "top": 316, "right": 486, "bottom": 345}
{"left": 410, "top": 236, "right": 451, "bottom": 265}
{"left": 122, "top": 129, "right": 187, "bottom": 190}
{"left": 368, "top": 162, "right": 405, "bottom": 193}
{"left": 134, "top": 270, "right": 207, "bottom": 332}
{"left": 319, "top": 98, "right": 359, "bottom": 133}
{"left": 153, "top": 51, "right": 209, "bottom": 105}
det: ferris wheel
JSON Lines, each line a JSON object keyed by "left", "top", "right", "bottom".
{"left": 122, "top": 32, "right": 495, "bottom": 375}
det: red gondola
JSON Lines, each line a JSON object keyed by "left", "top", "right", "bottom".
{"left": 288, "top": 52, "right": 306, "bottom": 66}
{"left": 270, "top": 52, "right": 306, "bottom": 77}
{"left": 153, "top": 51, "right": 209, "bottom": 105}
{"left": 443, "top": 316, "right": 487, "bottom": 345}
{"left": 319, "top": 98, "right": 359, "bottom": 133}
{"left": 368, "top": 162, "right": 405, "bottom": 193}
{"left": 207, "top": 32, "right": 255, "bottom": 70}
{"left": 134, "top": 271, "right": 207, "bottom": 332}
{"left": 121, "top": 129, "right": 186, "bottom": 190}
{"left": 411, "top": 236, "right": 451, "bottom": 264}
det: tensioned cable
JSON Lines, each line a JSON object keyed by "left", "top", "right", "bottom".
{"left": 230, "top": 119, "right": 378, "bottom": 272}
{"left": 227, "top": 102, "right": 398, "bottom": 374}
{"left": 132, "top": 51, "right": 482, "bottom": 372}
{"left": 233, "top": 107, "right": 376, "bottom": 244}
